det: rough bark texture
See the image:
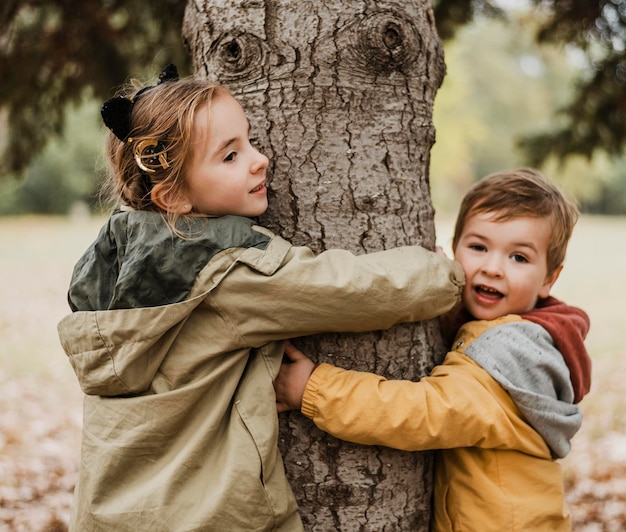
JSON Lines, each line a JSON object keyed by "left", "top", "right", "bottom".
{"left": 183, "top": 1, "right": 445, "bottom": 529}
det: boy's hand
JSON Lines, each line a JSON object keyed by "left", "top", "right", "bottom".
{"left": 275, "top": 341, "right": 316, "bottom": 413}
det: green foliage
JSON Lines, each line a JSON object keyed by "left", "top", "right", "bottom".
{"left": 434, "top": 0, "right": 626, "bottom": 164}
{"left": 431, "top": 15, "right": 573, "bottom": 203}
{"left": 518, "top": 0, "right": 626, "bottom": 163}
{"left": 579, "top": 155, "right": 626, "bottom": 215}
{"left": 0, "top": 0, "right": 190, "bottom": 175}
{"left": 2, "top": 0, "right": 625, "bottom": 213}
{"left": 430, "top": 12, "right": 626, "bottom": 214}
{"left": 433, "top": 0, "right": 503, "bottom": 41}
{"left": 0, "top": 99, "right": 106, "bottom": 215}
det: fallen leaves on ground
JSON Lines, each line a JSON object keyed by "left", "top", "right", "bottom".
{"left": 1, "top": 369, "right": 625, "bottom": 531}
{"left": 0, "top": 368, "right": 81, "bottom": 532}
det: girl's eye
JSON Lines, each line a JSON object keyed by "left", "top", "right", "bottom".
{"left": 224, "top": 151, "right": 236, "bottom": 162}
{"left": 511, "top": 253, "right": 528, "bottom": 263}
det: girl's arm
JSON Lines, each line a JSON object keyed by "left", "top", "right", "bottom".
{"left": 209, "top": 237, "right": 465, "bottom": 345}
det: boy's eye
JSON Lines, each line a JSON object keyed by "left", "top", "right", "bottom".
{"left": 511, "top": 253, "right": 528, "bottom": 263}
{"left": 224, "top": 151, "right": 236, "bottom": 162}
{"left": 469, "top": 244, "right": 486, "bottom": 252}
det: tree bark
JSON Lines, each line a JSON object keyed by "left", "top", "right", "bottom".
{"left": 183, "top": 1, "right": 445, "bottom": 529}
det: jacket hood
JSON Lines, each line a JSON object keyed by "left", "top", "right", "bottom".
{"left": 450, "top": 297, "right": 591, "bottom": 404}
{"left": 67, "top": 210, "right": 269, "bottom": 312}
{"left": 59, "top": 211, "right": 272, "bottom": 396}
{"left": 58, "top": 296, "right": 206, "bottom": 396}
{"left": 522, "top": 296, "right": 591, "bottom": 403}
{"left": 460, "top": 313, "right": 586, "bottom": 458}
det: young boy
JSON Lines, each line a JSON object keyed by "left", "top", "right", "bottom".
{"left": 275, "top": 168, "right": 592, "bottom": 531}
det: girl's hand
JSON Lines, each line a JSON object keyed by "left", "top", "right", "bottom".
{"left": 275, "top": 341, "right": 316, "bottom": 413}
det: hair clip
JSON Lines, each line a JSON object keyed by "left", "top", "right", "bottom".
{"left": 133, "top": 139, "right": 170, "bottom": 173}
{"left": 101, "top": 64, "right": 180, "bottom": 142}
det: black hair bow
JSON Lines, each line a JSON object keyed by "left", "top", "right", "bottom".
{"left": 101, "top": 64, "right": 179, "bottom": 142}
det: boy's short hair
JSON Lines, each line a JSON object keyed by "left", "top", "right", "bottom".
{"left": 452, "top": 168, "right": 579, "bottom": 275}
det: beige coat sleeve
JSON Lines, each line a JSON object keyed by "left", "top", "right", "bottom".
{"left": 206, "top": 237, "right": 464, "bottom": 345}
{"left": 301, "top": 352, "right": 549, "bottom": 456}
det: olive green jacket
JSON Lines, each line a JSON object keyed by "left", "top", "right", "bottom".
{"left": 58, "top": 210, "right": 464, "bottom": 531}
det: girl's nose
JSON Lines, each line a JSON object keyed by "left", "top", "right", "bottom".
{"left": 251, "top": 148, "right": 269, "bottom": 173}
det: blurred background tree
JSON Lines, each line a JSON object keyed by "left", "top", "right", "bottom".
{"left": 430, "top": 0, "right": 626, "bottom": 215}
{"left": 0, "top": 100, "right": 106, "bottom": 214}
{"left": 0, "top": 0, "right": 190, "bottom": 174}
{"left": 1, "top": 0, "right": 625, "bottom": 214}
{"left": 0, "top": 0, "right": 190, "bottom": 214}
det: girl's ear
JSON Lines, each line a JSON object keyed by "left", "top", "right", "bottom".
{"left": 150, "top": 182, "right": 192, "bottom": 214}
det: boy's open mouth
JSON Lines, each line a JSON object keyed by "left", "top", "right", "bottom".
{"left": 474, "top": 285, "right": 503, "bottom": 300}
{"left": 250, "top": 182, "right": 265, "bottom": 193}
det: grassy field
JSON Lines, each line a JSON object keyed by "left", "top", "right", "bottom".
{"left": 1, "top": 214, "right": 625, "bottom": 530}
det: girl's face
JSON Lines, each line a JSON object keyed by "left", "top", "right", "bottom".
{"left": 184, "top": 93, "right": 269, "bottom": 217}
{"left": 454, "top": 212, "right": 561, "bottom": 320}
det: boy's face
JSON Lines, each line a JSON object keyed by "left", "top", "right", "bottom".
{"left": 454, "top": 212, "right": 562, "bottom": 320}
{"left": 184, "top": 93, "right": 269, "bottom": 217}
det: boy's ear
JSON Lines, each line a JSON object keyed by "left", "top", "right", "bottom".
{"left": 539, "top": 264, "right": 563, "bottom": 299}
{"left": 150, "top": 182, "right": 192, "bottom": 214}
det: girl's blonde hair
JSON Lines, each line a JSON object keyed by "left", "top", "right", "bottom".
{"left": 452, "top": 168, "right": 579, "bottom": 275}
{"left": 101, "top": 77, "right": 229, "bottom": 223}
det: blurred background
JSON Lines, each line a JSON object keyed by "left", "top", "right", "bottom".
{"left": 1, "top": 0, "right": 625, "bottom": 530}
{"left": 2, "top": 0, "right": 626, "bottom": 217}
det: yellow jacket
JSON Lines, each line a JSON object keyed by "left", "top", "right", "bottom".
{"left": 302, "top": 315, "right": 588, "bottom": 531}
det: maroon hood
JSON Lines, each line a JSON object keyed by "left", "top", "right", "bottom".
{"left": 522, "top": 296, "right": 591, "bottom": 403}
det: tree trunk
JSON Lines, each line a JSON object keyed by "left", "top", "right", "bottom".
{"left": 183, "top": 1, "right": 446, "bottom": 529}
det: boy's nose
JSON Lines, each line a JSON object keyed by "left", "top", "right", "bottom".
{"left": 481, "top": 255, "right": 504, "bottom": 277}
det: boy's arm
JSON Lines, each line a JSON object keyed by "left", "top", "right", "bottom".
{"left": 298, "top": 351, "right": 550, "bottom": 455}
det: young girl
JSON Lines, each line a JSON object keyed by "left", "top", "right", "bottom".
{"left": 57, "top": 65, "right": 464, "bottom": 531}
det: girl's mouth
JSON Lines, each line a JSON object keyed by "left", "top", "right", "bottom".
{"left": 250, "top": 182, "right": 266, "bottom": 194}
